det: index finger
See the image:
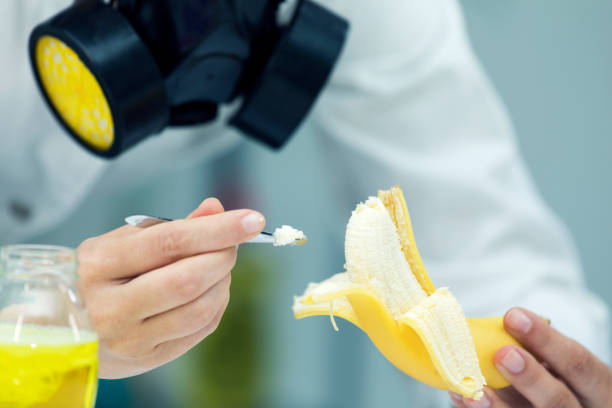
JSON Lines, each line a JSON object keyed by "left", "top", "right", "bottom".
{"left": 187, "top": 197, "right": 225, "bottom": 219}
{"left": 503, "top": 307, "right": 612, "bottom": 406}
{"left": 82, "top": 209, "right": 265, "bottom": 279}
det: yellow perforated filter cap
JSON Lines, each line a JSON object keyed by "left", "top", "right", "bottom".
{"left": 35, "top": 35, "right": 114, "bottom": 151}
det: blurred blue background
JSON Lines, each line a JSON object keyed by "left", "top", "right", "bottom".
{"left": 28, "top": 1, "right": 612, "bottom": 407}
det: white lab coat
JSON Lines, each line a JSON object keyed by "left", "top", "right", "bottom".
{"left": 1, "top": 0, "right": 609, "bottom": 406}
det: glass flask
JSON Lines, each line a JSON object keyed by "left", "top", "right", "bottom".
{"left": 0, "top": 245, "right": 98, "bottom": 408}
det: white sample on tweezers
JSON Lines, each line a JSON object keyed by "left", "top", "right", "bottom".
{"left": 273, "top": 225, "right": 306, "bottom": 246}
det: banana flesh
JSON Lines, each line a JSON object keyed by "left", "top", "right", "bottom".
{"left": 293, "top": 186, "right": 518, "bottom": 398}
{"left": 345, "top": 197, "right": 427, "bottom": 317}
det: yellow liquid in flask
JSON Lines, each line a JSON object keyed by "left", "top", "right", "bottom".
{"left": 0, "top": 324, "right": 98, "bottom": 408}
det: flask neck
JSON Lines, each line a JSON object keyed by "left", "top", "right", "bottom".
{"left": 1, "top": 245, "right": 78, "bottom": 285}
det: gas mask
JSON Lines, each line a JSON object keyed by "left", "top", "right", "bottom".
{"left": 29, "top": 0, "right": 348, "bottom": 158}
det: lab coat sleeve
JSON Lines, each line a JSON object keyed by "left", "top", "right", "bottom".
{"left": 311, "top": 0, "right": 610, "bottom": 361}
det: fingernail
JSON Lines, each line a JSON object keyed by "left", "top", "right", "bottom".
{"left": 506, "top": 308, "right": 532, "bottom": 333}
{"left": 465, "top": 393, "right": 490, "bottom": 408}
{"left": 241, "top": 213, "right": 265, "bottom": 234}
{"left": 501, "top": 348, "right": 525, "bottom": 374}
{"left": 449, "top": 392, "right": 463, "bottom": 402}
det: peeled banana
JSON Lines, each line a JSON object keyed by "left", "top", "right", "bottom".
{"left": 293, "top": 186, "right": 518, "bottom": 399}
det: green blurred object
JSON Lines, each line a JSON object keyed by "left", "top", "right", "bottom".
{"left": 181, "top": 247, "right": 275, "bottom": 408}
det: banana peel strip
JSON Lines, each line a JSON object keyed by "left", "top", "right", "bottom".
{"left": 293, "top": 273, "right": 518, "bottom": 394}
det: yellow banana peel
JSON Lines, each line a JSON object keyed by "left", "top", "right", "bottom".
{"left": 293, "top": 186, "right": 518, "bottom": 398}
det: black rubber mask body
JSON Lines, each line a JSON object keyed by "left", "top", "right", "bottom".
{"left": 29, "top": 0, "right": 348, "bottom": 158}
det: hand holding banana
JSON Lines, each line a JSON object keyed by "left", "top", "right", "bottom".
{"left": 294, "top": 186, "right": 612, "bottom": 404}
{"left": 450, "top": 307, "right": 612, "bottom": 408}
